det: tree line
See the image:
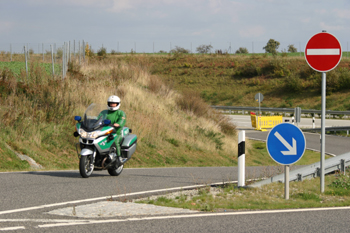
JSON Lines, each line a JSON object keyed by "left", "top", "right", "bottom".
{"left": 91, "top": 39, "right": 297, "bottom": 56}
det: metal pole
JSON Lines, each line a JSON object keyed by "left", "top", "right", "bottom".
{"left": 62, "top": 43, "right": 65, "bottom": 79}
{"left": 321, "top": 72, "right": 326, "bottom": 193}
{"left": 68, "top": 41, "right": 71, "bottom": 63}
{"left": 83, "top": 40, "right": 85, "bottom": 62}
{"left": 238, "top": 131, "right": 246, "bottom": 187}
{"left": 54, "top": 43, "right": 56, "bottom": 64}
{"left": 285, "top": 165, "right": 289, "bottom": 200}
{"left": 79, "top": 40, "right": 81, "bottom": 65}
{"left": 51, "top": 44, "right": 54, "bottom": 77}
{"left": 24, "top": 46, "right": 28, "bottom": 78}
{"left": 27, "top": 43, "right": 30, "bottom": 60}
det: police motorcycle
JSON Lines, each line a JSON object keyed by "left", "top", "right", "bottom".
{"left": 73, "top": 103, "right": 137, "bottom": 178}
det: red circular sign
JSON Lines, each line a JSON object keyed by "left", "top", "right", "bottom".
{"left": 305, "top": 32, "right": 342, "bottom": 72}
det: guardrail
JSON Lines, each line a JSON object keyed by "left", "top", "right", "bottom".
{"left": 249, "top": 151, "right": 350, "bottom": 188}
{"left": 212, "top": 106, "right": 350, "bottom": 118}
{"left": 303, "top": 126, "right": 350, "bottom": 132}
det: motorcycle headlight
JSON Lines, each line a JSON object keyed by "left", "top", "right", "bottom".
{"left": 79, "top": 129, "right": 87, "bottom": 138}
{"left": 87, "top": 132, "right": 98, "bottom": 139}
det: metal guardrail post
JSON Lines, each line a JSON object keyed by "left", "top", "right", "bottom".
{"left": 341, "top": 159, "right": 345, "bottom": 175}
{"left": 297, "top": 173, "right": 303, "bottom": 182}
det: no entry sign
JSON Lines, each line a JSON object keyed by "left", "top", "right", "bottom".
{"left": 305, "top": 32, "right": 342, "bottom": 72}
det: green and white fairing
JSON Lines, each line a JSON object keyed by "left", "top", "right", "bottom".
{"left": 74, "top": 103, "right": 137, "bottom": 178}
{"left": 75, "top": 103, "right": 137, "bottom": 156}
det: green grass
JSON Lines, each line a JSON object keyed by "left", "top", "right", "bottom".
{"left": 0, "top": 61, "right": 62, "bottom": 78}
{"left": 136, "top": 170, "right": 350, "bottom": 211}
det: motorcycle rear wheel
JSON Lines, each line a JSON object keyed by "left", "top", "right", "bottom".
{"left": 108, "top": 164, "right": 124, "bottom": 176}
{"left": 79, "top": 155, "right": 94, "bottom": 178}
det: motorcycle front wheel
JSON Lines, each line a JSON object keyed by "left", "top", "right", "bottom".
{"left": 79, "top": 155, "right": 94, "bottom": 178}
{"left": 108, "top": 164, "right": 124, "bottom": 176}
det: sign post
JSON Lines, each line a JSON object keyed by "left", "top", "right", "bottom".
{"left": 305, "top": 31, "right": 342, "bottom": 193}
{"left": 254, "top": 93, "right": 263, "bottom": 116}
{"left": 267, "top": 123, "right": 306, "bottom": 199}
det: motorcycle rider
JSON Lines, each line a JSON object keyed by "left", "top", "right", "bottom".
{"left": 105, "top": 95, "right": 126, "bottom": 162}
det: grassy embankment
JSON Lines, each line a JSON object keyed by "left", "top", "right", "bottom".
{"left": 144, "top": 53, "right": 350, "bottom": 111}
{"left": 0, "top": 53, "right": 341, "bottom": 172}
{"left": 0, "top": 55, "right": 238, "bottom": 172}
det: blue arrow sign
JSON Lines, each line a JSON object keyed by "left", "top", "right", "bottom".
{"left": 266, "top": 123, "right": 306, "bottom": 165}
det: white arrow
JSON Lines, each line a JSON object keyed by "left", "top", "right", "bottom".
{"left": 274, "top": 131, "right": 297, "bottom": 155}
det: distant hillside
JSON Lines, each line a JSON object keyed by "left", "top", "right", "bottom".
{"left": 116, "top": 54, "right": 350, "bottom": 111}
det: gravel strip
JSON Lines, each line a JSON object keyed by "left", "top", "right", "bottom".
{"left": 47, "top": 201, "right": 198, "bottom": 218}
{"left": 47, "top": 188, "right": 224, "bottom": 218}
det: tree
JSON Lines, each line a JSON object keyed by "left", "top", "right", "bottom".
{"left": 97, "top": 47, "right": 107, "bottom": 57}
{"left": 263, "top": 39, "right": 280, "bottom": 55}
{"left": 288, "top": 44, "right": 297, "bottom": 53}
{"left": 196, "top": 44, "right": 213, "bottom": 54}
{"left": 235, "top": 47, "right": 249, "bottom": 54}
{"left": 170, "top": 46, "right": 190, "bottom": 54}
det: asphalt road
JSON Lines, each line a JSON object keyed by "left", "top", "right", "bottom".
{"left": 1, "top": 117, "right": 350, "bottom": 232}
{"left": 2, "top": 168, "right": 350, "bottom": 232}
{"left": 229, "top": 115, "right": 350, "bottom": 155}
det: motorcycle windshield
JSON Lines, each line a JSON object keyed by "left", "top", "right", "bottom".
{"left": 82, "top": 103, "right": 108, "bottom": 130}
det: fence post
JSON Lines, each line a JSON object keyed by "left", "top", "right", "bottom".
{"left": 62, "top": 42, "right": 65, "bottom": 80}
{"left": 238, "top": 130, "right": 245, "bottom": 187}
{"left": 83, "top": 40, "right": 85, "bottom": 62}
{"left": 10, "top": 44, "right": 12, "bottom": 62}
{"left": 341, "top": 159, "right": 345, "bottom": 175}
{"left": 24, "top": 46, "right": 28, "bottom": 78}
{"left": 51, "top": 44, "right": 54, "bottom": 77}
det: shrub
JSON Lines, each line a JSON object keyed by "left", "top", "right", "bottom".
{"left": 216, "top": 115, "right": 236, "bottom": 136}
{"left": 235, "top": 47, "right": 249, "bottom": 54}
{"left": 288, "top": 44, "right": 297, "bottom": 53}
{"left": 196, "top": 45, "right": 213, "bottom": 54}
{"left": 148, "top": 75, "right": 163, "bottom": 93}
{"left": 263, "top": 39, "right": 280, "bottom": 55}
{"left": 97, "top": 47, "right": 107, "bottom": 57}
{"left": 176, "top": 90, "right": 210, "bottom": 118}
{"left": 284, "top": 73, "right": 303, "bottom": 93}
{"left": 170, "top": 46, "right": 190, "bottom": 54}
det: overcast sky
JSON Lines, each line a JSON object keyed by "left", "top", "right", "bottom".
{"left": 1, "top": 0, "right": 349, "bottom": 53}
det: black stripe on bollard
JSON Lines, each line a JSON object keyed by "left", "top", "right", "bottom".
{"left": 238, "top": 141, "right": 245, "bottom": 157}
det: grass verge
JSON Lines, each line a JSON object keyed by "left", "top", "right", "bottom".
{"left": 136, "top": 170, "right": 350, "bottom": 211}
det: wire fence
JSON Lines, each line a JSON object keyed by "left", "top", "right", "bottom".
{"left": 0, "top": 40, "right": 86, "bottom": 79}
{"left": 1, "top": 39, "right": 350, "bottom": 80}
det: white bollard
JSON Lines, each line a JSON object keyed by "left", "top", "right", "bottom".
{"left": 238, "top": 130, "right": 245, "bottom": 187}
{"left": 312, "top": 117, "right": 315, "bottom": 128}
{"left": 292, "top": 116, "right": 295, "bottom": 125}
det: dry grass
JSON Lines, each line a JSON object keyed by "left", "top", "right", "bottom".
{"left": 79, "top": 59, "right": 238, "bottom": 159}
{"left": 0, "top": 55, "right": 240, "bottom": 170}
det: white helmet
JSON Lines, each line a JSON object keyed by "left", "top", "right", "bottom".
{"left": 107, "top": 95, "right": 121, "bottom": 111}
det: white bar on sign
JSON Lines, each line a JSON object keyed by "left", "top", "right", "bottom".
{"left": 307, "top": 49, "right": 340, "bottom": 55}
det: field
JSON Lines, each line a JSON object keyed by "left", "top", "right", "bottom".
{"left": 0, "top": 61, "right": 62, "bottom": 78}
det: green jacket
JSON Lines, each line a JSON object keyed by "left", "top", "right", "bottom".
{"left": 101, "top": 109, "right": 126, "bottom": 134}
